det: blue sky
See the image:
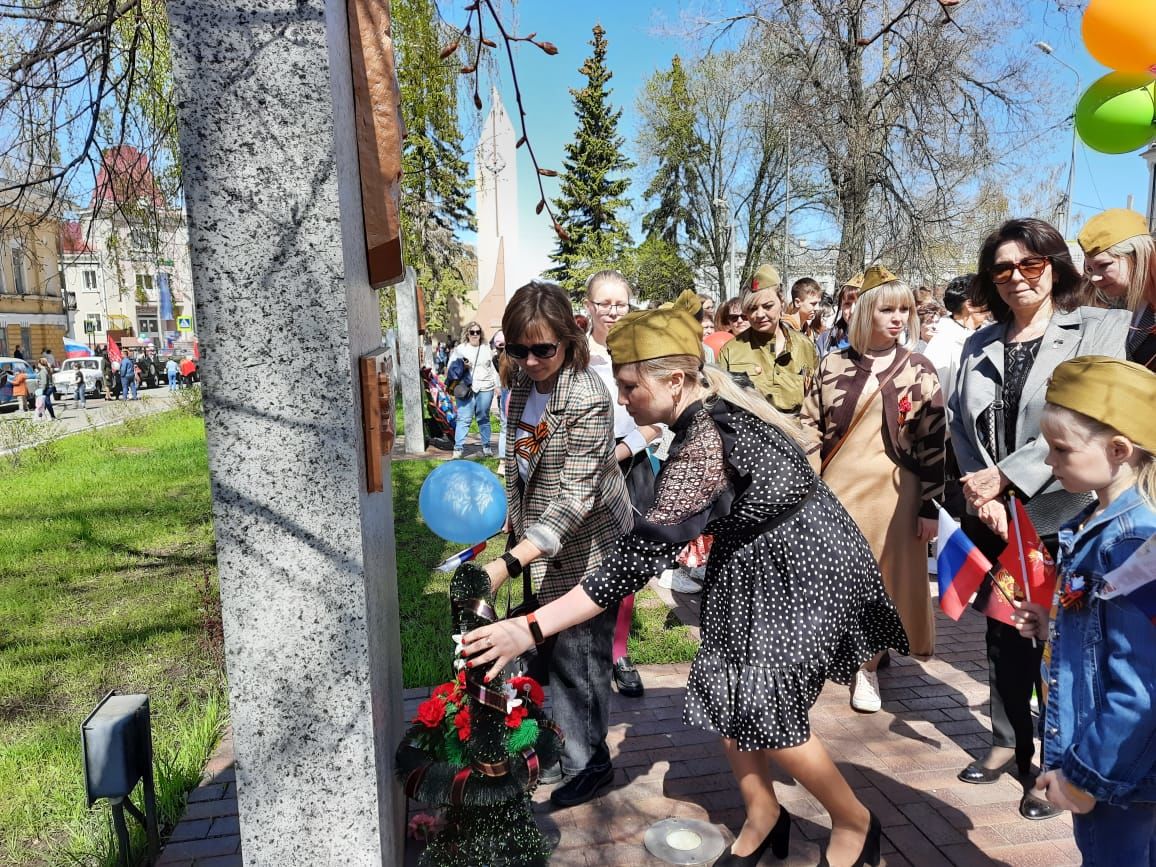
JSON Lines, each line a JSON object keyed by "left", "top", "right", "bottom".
{"left": 453, "top": 1, "right": 1154, "bottom": 277}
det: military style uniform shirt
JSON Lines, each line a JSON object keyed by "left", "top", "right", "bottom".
{"left": 717, "top": 322, "right": 819, "bottom": 414}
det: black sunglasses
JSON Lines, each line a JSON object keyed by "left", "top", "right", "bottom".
{"left": 505, "top": 341, "right": 560, "bottom": 360}
{"left": 467, "top": 329, "right": 482, "bottom": 336}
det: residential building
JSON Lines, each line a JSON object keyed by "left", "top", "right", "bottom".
{"left": 0, "top": 184, "right": 67, "bottom": 360}
{"left": 59, "top": 146, "right": 196, "bottom": 355}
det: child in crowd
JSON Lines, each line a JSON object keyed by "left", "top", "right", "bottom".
{"left": 1014, "top": 356, "right": 1156, "bottom": 865}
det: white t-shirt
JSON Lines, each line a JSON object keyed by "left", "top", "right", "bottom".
{"left": 450, "top": 342, "right": 498, "bottom": 392}
{"left": 515, "top": 387, "right": 551, "bottom": 482}
{"left": 921, "top": 316, "right": 972, "bottom": 398}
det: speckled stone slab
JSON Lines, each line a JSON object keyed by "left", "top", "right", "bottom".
{"left": 166, "top": 2, "right": 404, "bottom": 862}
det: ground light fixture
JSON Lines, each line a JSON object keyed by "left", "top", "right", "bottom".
{"left": 81, "top": 692, "right": 160, "bottom": 865}
{"left": 644, "top": 817, "right": 729, "bottom": 865}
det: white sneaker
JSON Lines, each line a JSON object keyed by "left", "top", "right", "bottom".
{"left": 851, "top": 669, "right": 882, "bottom": 713}
{"left": 657, "top": 567, "right": 702, "bottom": 594}
{"left": 451, "top": 449, "right": 463, "bottom": 459}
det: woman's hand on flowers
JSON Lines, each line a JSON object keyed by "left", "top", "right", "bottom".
{"left": 462, "top": 617, "right": 535, "bottom": 683}
{"left": 1035, "top": 770, "right": 1096, "bottom": 814}
{"left": 915, "top": 516, "right": 938, "bottom": 543}
{"left": 977, "top": 500, "right": 1009, "bottom": 540}
{"left": 961, "top": 467, "right": 1008, "bottom": 509}
{"left": 1010, "top": 600, "right": 1049, "bottom": 642}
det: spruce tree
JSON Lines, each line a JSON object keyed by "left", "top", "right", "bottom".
{"left": 391, "top": 0, "right": 476, "bottom": 330}
{"left": 547, "top": 24, "right": 633, "bottom": 295}
{"left": 640, "top": 55, "right": 698, "bottom": 249}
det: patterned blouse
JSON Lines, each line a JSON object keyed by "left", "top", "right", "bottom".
{"left": 801, "top": 347, "right": 946, "bottom": 518}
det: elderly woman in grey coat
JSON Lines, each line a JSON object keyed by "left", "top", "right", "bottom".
{"left": 949, "top": 218, "right": 1130, "bottom": 820}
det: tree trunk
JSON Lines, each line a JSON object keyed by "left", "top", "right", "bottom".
{"left": 836, "top": 9, "right": 869, "bottom": 281}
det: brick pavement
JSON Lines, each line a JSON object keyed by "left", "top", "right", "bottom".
{"left": 157, "top": 599, "right": 1078, "bottom": 866}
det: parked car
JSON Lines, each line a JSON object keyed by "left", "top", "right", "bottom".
{"left": 136, "top": 355, "right": 164, "bottom": 389}
{"left": 57, "top": 357, "right": 107, "bottom": 398}
{"left": 0, "top": 357, "right": 36, "bottom": 410}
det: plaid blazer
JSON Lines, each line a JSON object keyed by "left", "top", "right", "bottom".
{"left": 505, "top": 365, "right": 633, "bottom": 605}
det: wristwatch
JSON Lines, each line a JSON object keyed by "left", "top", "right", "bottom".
{"left": 500, "top": 551, "right": 523, "bottom": 578}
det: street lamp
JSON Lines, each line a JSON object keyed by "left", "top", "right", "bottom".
{"left": 1035, "top": 41, "right": 1081, "bottom": 239}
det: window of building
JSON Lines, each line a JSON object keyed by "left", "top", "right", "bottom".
{"left": 130, "top": 227, "right": 154, "bottom": 252}
{"left": 20, "top": 326, "right": 31, "bottom": 358}
{"left": 82, "top": 270, "right": 97, "bottom": 290}
{"left": 12, "top": 247, "right": 26, "bottom": 295}
{"left": 137, "top": 316, "right": 159, "bottom": 336}
{"left": 0, "top": 247, "right": 7, "bottom": 294}
{"left": 84, "top": 313, "right": 103, "bottom": 335}
{"left": 136, "top": 274, "right": 154, "bottom": 294}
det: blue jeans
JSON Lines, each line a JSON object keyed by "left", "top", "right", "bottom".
{"left": 1074, "top": 801, "right": 1156, "bottom": 866}
{"left": 74, "top": 384, "right": 86, "bottom": 409}
{"left": 453, "top": 388, "right": 493, "bottom": 451}
{"left": 168, "top": 370, "right": 178, "bottom": 390}
{"left": 549, "top": 603, "right": 617, "bottom": 775}
{"left": 120, "top": 374, "right": 138, "bottom": 399}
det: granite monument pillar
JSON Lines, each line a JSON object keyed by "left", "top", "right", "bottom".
{"left": 165, "top": 1, "right": 405, "bottom": 862}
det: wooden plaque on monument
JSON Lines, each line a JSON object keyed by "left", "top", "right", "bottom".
{"left": 347, "top": 0, "right": 405, "bottom": 288}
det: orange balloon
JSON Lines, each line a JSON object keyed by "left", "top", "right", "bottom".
{"left": 1083, "top": 0, "right": 1156, "bottom": 74}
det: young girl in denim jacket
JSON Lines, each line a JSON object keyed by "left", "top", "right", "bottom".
{"left": 1014, "top": 356, "right": 1156, "bottom": 865}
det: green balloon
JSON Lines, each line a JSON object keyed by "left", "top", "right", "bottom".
{"left": 1075, "top": 72, "right": 1156, "bottom": 155}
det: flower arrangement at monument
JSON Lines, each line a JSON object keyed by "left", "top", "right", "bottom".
{"left": 396, "top": 562, "right": 562, "bottom": 866}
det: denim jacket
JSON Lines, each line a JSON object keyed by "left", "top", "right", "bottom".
{"left": 1042, "top": 487, "right": 1156, "bottom": 806}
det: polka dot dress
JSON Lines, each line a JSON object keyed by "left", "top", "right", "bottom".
{"left": 583, "top": 399, "right": 910, "bottom": 751}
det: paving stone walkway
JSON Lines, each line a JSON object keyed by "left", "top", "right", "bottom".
{"left": 157, "top": 597, "right": 1078, "bottom": 866}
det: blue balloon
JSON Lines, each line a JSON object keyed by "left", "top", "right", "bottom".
{"left": 418, "top": 460, "right": 507, "bottom": 545}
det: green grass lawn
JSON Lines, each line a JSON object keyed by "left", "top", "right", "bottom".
{"left": 0, "top": 411, "right": 225, "bottom": 866}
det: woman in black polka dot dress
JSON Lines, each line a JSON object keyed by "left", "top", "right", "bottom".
{"left": 464, "top": 292, "right": 907, "bottom": 867}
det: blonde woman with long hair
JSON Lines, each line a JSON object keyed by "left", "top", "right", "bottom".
{"left": 802, "top": 267, "right": 945, "bottom": 714}
{"left": 1078, "top": 208, "right": 1156, "bottom": 368}
{"left": 464, "top": 292, "right": 907, "bottom": 867}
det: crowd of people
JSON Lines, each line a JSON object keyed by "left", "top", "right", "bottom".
{"left": 439, "top": 209, "right": 1155, "bottom": 866}
{"left": 6, "top": 344, "right": 199, "bottom": 419}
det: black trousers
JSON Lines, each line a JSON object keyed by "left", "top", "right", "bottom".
{"left": 962, "top": 513, "right": 1047, "bottom": 771}
{"left": 985, "top": 617, "right": 1043, "bottom": 768}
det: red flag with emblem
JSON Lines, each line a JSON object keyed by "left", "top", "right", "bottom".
{"left": 1003, "top": 495, "right": 1058, "bottom": 608}
{"left": 106, "top": 336, "right": 122, "bottom": 364}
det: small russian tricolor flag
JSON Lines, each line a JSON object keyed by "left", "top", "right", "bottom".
{"left": 935, "top": 508, "right": 992, "bottom": 620}
{"left": 63, "top": 337, "right": 90, "bottom": 358}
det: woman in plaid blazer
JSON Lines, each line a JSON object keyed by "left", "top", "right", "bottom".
{"left": 479, "top": 281, "right": 633, "bottom": 809}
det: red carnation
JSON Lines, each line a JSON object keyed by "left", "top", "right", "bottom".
{"left": 414, "top": 697, "right": 446, "bottom": 729}
{"left": 510, "top": 676, "right": 545, "bottom": 706}
{"left": 506, "top": 704, "right": 529, "bottom": 728}
{"left": 432, "top": 682, "right": 456, "bottom": 702}
{"left": 454, "top": 707, "right": 471, "bottom": 741}
{"left": 898, "top": 395, "right": 913, "bottom": 427}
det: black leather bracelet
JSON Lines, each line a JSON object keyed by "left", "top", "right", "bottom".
{"left": 501, "top": 551, "right": 523, "bottom": 578}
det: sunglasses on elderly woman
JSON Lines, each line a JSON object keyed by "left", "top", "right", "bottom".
{"left": 505, "top": 341, "right": 560, "bottom": 360}
{"left": 727, "top": 314, "right": 748, "bottom": 323}
{"left": 990, "top": 255, "right": 1050, "bottom": 285}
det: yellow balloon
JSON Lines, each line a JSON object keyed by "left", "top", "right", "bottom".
{"left": 1083, "top": 0, "right": 1156, "bottom": 73}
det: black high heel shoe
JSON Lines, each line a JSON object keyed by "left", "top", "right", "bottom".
{"left": 714, "top": 806, "right": 792, "bottom": 865}
{"left": 816, "top": 811, "right": 881, "bottom": 867}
